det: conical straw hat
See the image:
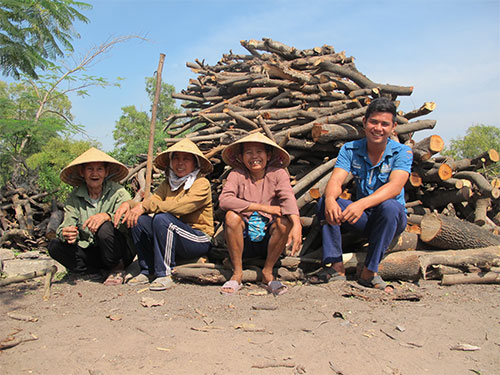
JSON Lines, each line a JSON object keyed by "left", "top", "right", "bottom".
{"left": 60, "top": 147, "right": 129, "bottom": 186}
{"left": 222, "top": 132, "right": 290, "bottom": 169}
{"left": 154, "top": 138, "right": 213, "bottom": 175}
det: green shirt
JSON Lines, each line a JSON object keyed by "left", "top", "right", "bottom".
{"left": 57, "top": 180, "right": 132, "bottom": 248}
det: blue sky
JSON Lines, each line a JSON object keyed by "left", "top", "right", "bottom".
{"left": 6, "top": 0, "right": 500, "bottom": 151}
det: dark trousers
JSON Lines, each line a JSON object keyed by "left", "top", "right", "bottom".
{"left": 318, "top": 197, "right": 407, "bottom": 272}
{"left": 131, "top": 213, "right": 211, "bottom": 277}
{"left": 48, "top": 221, "right": 134, "bottom": 273}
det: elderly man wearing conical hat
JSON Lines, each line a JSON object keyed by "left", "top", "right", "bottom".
{"left": 114, "top": 139, "right": 214, "bottom": 291}
{"left": 218, "top": 133, "right": 302, "bottom": 295}
{"left": 48, "top": 148, "right": 135, "bottom": 285}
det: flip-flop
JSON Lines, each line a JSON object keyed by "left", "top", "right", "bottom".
{"left": 358, "top": 275, "right": 394, "bottom": 292}
{"left": 267, "top": 280, "right": 288, "bottom": 296}
{"left": 220, "top": 280, "right": 242, "bottom": 295}
{"left": 103, "top": 270, "right": 125, "bottom": 286}
{"left": 127, "top": 273, "right": 151, "bottom": 286}
{"left": 308, "top": 266, "right": 346, "bottom": 284}
{"left": 149, "top": 276, "right": 174, "bottom": 291}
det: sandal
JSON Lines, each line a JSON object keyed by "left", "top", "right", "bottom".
{"left": 220, "top": 280, "right": 242, "bottom": 295}
{"left": 149, "top": 276, "right": 174, "bottom": 291}
{"left": 103, "top": 270, "right": 125, "bottom": 286}
{"left": 308, "top": 266, "right": 346, "bottom": 284}
{"left": 358, "top": 275, "right": 394, "bottom": 292}
{"left": 266, "top": 280, "right": 288, "bottom": 296}
{"left": 127, "top": 273, "right": 152, "bottom": 286}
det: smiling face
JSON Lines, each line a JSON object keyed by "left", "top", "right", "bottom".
{"left": 363, "top": 111, "right": 397, "bottom": 146}
{"left": 241, "top": 142, "right": 271, "bottom": 179}
{"left": 80, "top": 162, "right": 108, "bottom": 190}
{"left": 171, "top": 151, "right": 196, "bottom": 178}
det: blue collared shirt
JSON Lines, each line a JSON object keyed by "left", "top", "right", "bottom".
{"left": 335, "top": 138, "right": 413, "bottom": 207}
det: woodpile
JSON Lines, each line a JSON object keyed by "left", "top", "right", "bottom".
{"left": 2, "top": 38, "right": 500, "bottom": 286}
{"left": 0, "top": 182, "right": 59, "bottom": 251}
{"left": 159, "top": 38, "right": 500, "bottom": 285}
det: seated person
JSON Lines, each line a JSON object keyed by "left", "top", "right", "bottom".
{"left": 315, "top": 97, "right": 413, "bottom": 292}
{"left": 48, "top": 148, "right": 134, "bottom": 285}
{"left": 219, "top": 132, "right": 302, "bottom": 295}
{"left": 114, "top": 139, "right": 214, "bottom": 291}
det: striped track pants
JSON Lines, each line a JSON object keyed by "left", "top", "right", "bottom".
{"left": 131, "top": 213, "right": 211, "bottom": 277}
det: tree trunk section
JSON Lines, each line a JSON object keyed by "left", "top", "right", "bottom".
{"left": 420, "top": 213, "right": 500, "bottom": 249}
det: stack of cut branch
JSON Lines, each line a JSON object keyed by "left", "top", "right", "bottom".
{"left": 0, "top": 183, "right": 58, "bottom": 250}
{"left": 157, "top": 38, "right": 500, "bottom": 285}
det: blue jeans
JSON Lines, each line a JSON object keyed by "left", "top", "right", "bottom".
{"left": 317, "top": 197, "right": 407, "bottom": 272}
{"left": 131, "top": 213, "right": 211, "bottom": 277}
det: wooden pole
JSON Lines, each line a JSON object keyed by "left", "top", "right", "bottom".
{"left": 144, "top": 53, "right": 166, "bottom": 199}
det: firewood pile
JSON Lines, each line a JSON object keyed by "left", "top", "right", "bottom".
{"left": 0, "top": 182, "right": 61, "bottom": 251}
{"left": 159, "top": 38, "right": 500, "bottom": 284}
{"left": 1, "top": 38, "right": 499, "bottom": 285}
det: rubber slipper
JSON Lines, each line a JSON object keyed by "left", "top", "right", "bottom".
{"left": 308, "top": 266, "right": 346, "bottom": 284}
{"left": 127, "top": 273, "right": 151, "bottom": 286}
{"left": 220, "top": 280, "right": 242, "bottom": 295}
{"left": 149, "top": 276, "right": 174, "bottom": 291}
{"left": 267, "top": 280, "right": 288, "bottom": 296}
{"left": 103, "top": 270, "right": 125, "bottom": 286}
{"left": 358, "top": 275, "right": 394, "bottom": 292}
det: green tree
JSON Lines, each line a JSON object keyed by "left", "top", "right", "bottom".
{"left": 112, "top": 77, "right": 180, "bottom": 165}
{"left": 442, "top": 124, "right": 500, "bottom": 176}
{"left": 26, "top": 137, "right": 98, "bottom": 201}
{"left": 0, "top": 80, "right": 71, "bottom": 186}
{"left": 0, "top": 0, "right": 91, "bottom": 79}
{"left": 0, "top": 36, "right": 139, "bottom": 186}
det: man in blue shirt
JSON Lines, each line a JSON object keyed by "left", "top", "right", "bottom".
{"left": 312, "top": 97, "right": 413, "bottom": 292}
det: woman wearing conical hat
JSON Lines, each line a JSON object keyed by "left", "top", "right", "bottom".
{"left": 218, "top": 133, "right": 302, "bottom": 295}
{"left": 48, "top": 148, "right": 135, "bottom": 285}
{"left": 114, "top": 139, "right": 214, "bottom": 291}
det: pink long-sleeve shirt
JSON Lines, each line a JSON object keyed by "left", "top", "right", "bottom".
{"left": 219, "top": 166, "right": 299, "bottom": 221}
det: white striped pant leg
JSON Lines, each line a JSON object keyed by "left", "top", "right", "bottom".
{"left": 151, "top": 213, "right": 211, "bottom": 277}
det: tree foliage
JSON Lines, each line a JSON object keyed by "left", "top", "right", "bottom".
{"left": 442, "top": 124, "right": 500, "bottom": 176}
{"left": 112, "top": 77, "right": 180, "bottom": 165}
{"left": 26, "top": 137, "right": 97, "bottom": 201}
{"left": 0, "top": 80, "right": 72, "bottom": 185}
{"left": 0, "top": 0, "right": 91, "bottom": 79}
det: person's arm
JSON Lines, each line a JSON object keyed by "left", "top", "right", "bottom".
{"left": 324, "top": 167, "right": 349, "bottom": 225}
{"left": 287, "top": 214, "right": 302, "bottom": 256}
{"left": 144, "top": 178, "right": 212, "bottom": 216}
{"left": 57, "top": 194, "right": 81, "bottom": 243}
{"left": 82, "top": 212, "right": 111, "bottom": 233}
{"left": 341, "top": 170, "right": 409, "bottom": 224}
{"left": 245, "top": 202, "right": 281, "bottom": 216}
{"left": 83, "top": 185, "right": 131, "bottom": 233}
{"left": 219, "top": 170, "right": 252, "bottom": 213}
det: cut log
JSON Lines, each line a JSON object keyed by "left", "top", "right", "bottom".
{"left": 420, "top": 213, "right": 500, "bottom": 249}
{"left": 292, "top": 158, "right": 336, "bottom": 195}
{"left": 395, "top": 120, "right": 437, "bottom": 134}
{"left": 474, "top": 197, "right": 491, "bottom": 226}
{"left": 380, "top": 246, "right": 500, "bottom": 281}
{"left": 441, "top": 271, "right": 500, "bottom": 285}
{"left": 470, "top": 149, "right": 499, "bottom": 168}
{"left": 414, "top": 163, "right": 453, "bottom": 183}
{"left": 411, "top": 135, "right": 444, "bottom": 162}
{"left": 423, "top": 187, "right": 472, "bottom": 210}
{"left": 403, "top": 102, "right": 436, "bottom": 120}
{"left": 311, "top": 123, "right": 363, "bottom": 143}
{"left": 45, "top": 202, "right": 63, "bottom": 240}
{"left": 454, "top": 171, "right": 500, "bottom": 199}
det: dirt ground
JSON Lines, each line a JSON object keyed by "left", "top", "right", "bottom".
{"left": 1, "top": 271, "right": 499, "bottom": 375}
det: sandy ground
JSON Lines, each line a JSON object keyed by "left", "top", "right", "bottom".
{"left": 1, "top": 273, "right": 499, "bottom": 375}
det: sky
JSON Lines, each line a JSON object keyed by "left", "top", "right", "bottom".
{"left": 4, "top": 0, "right": 500, "bottom": 151}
